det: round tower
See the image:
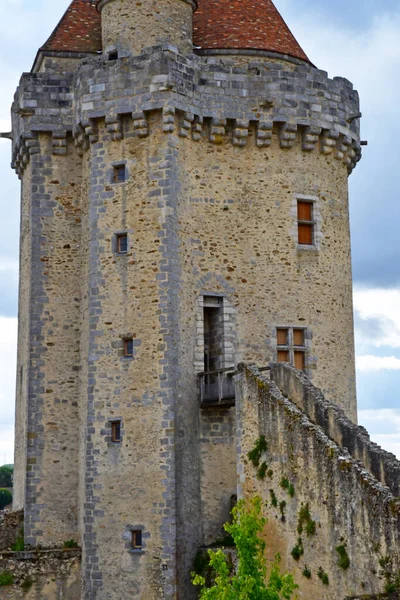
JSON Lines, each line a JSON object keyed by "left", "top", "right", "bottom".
{"left": 97, "top": 0, "right": 197, "bottom": 57}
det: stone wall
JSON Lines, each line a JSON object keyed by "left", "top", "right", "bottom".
{"left": 0, "top": 549, "right": 81, "bottom": 600}
{"left": 236, "top": 364, "right": 400, "bottom": 600}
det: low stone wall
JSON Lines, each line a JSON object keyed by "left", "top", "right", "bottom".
{"left": 236, "top": 364, "right": 400, "bottom": 600}
{"left": 0, "top": 549, "right": 81, "bottom": 599}
{"left": 0, "top": 511, "right": 23, "bottom": 551}
{"left": 270, "top": 363, "right": 400, "bottom": 495}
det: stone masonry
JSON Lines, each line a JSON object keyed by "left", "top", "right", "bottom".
{"left": 4, "top": 0, "right": 378, "bottom": 598}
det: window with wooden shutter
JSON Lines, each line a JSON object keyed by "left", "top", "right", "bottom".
{"left": 111, "top": 420, "right": 121, "bottom": 443}
{"left": 116, "top": 233, "right": 128, "bottom": 254}
{"left": 113, "top": 164, "right": 127, "bottom": 183}
{"left": 131, "top": 530, "right": 143, "bottom": 550}
{"left": 123, "top": 338, "right": 134, "bottom": 357}
{"left": 276, "top": 327, "right": 307, "bottom": 372}
{"left": 297, "top": 201, "right": 314, "bottom": 245}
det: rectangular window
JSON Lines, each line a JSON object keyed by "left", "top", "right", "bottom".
{"left": 131, "top": 530, "right": 142, "bottom": 550}
{"left": 111, "top": 421, "right": 121, "bottom": 443}
{"left": 297, "top": 201, "right": 314, "bottom": 245}
{"left": 276, "top": 327, "right": 307, "bottom": 371}
{"left": 123, "top": 338, "right": 134, "bottom": 357}
{"left": 113, "top": 164, "right": 127, "bottom": 183}
{"left": 116, "top": 233, "right": 128, "bottom": 254}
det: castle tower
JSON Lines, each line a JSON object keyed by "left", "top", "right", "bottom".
{"left": 9, "top": 0, "right": 362, "bottom": 598}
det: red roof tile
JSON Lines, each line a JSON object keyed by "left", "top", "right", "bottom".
{"left": 193, "top": 0, "right": 311, "bottom": 63}
{"left": 42, "top": 0, "right": 310, "bottom": 64}
{"left": 41, "top": 0, "right": 102, "bottom": 54}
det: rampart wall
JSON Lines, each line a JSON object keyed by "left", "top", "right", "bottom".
{"left": 236, "top": 364, "right": 400, "bottom": 600}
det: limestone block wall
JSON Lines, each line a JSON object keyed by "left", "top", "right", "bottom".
{"left": 236, "top": 364, "right": 400, "bottom": 600}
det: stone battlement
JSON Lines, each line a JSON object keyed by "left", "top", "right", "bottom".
{"left": 11, "top": 46, "right": 362, "bottom": 177}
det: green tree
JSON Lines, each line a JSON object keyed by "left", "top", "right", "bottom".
{"left": 0, "top": 466, "right": 13, "bottom": 488}
{"left": 193, "top": 496, "right": 298, "bottom": 599}
{"left": 0, "top": 489, "right": 12, "bottom": 510}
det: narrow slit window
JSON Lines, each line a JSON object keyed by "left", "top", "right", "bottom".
{"left": 116, "top": 233, "right": 128, "bottom": 254}
{"left": 297, "top": 201, "right": 314, "bottom": 246}
{"left": 111, "top": 421, "right": 121, "bottom": 443}
{"left": 276, "top": 327, "right": 307, "bottom": 372}
{"left": 113, "top": 164, "right": 127, "bottom": 183}
{"left": 123, "top": 338, "right": 134, "bottom": 358}
{"left": 131, "top": 530, "right": 142, "bottom": 550}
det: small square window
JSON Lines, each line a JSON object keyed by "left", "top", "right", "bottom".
{"left": 116, "top": 233, "right": 128, "bottom": 254}
{"left": 123, "top": 338, "right": 134, "bottom": 358}
{"left": 297, "top": 201, "right": 314, "bottom": 246}
{"left": 276, "top": 327, "right": 307, "bottom": 372}
{"left": 113, "top": 165, "right": 127, "bottom": 183}
{"left": 111, "top": 421, "right": 121, "bottom": 443}
{"left": 131, "top": 530, "right": 142, "bottom": 550}
{"left": 108, "top": 50, "right": 119, "bottom": 61}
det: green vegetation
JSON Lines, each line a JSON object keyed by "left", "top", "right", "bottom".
{"left": 11, "top": 525, "right": 25, "bottom": 552}
{"left": 257, "top": 462, "right": 269, "bottom": 481}
{"left": 302, "top": 566, "right": 311, "bottom": 579}
{"left": 210, "top": 534, "right": 235, "bottom": 548}
{"left": 248, "top": 436, "right": 268, "bottom": 468}
{"left": 290, "top": 538, "right": 304, "bottom": 561}
{"left": 279, "top": 478, "right": 295, "bottom": 498}
{"left": 21, "top": 577, "right": 34, "bottom": 592}
{"left": 317, "top": 567, "right": 329, "bottom": 586}
{"left": 297, "top": 503, "right": 316, "bottom": 537}
{"left": 269, "top": 489, "right": 278, "bottom": 508}
{"left": 0, "top": 571, "right": 14, "bottom": 586}
{"left": 63, "top": 539, "right": 79, "bottom": 549}
{"left": 335, "top": 545, "right": 350, "bottom": 570}
{"left": 384, "top": 571, "right": 400, "bottom": 594}
{"left": 0, "top": 465, "right": 13, "bottom": 488}
{"left": 192, "top": 496, "right": 298, "bottom": 599}
{"left": 0, "top": 488, "right": 12, "bottom": 510}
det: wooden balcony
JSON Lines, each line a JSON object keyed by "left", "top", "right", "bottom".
{"left": 198, "top": 368, "right": 236, "bottom": 408}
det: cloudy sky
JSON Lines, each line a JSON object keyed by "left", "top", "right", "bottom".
{"left": 0, "top": 0, "right": 400, "bottom": 464}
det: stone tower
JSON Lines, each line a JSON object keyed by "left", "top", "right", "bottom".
{"left": 9, "top": 0, "right": 363, "bottom": 598}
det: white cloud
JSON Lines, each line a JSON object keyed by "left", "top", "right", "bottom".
{"left": 354, "top": 287, "right": 400, "bottom": 348}
{"left": 356, "top": 355, "right": 400, "bottom": 372}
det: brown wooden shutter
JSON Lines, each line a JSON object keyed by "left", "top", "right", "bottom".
{"left": 298, "top": 224, "right": 313, "bottom": 245}
{"left": 293, "top": 329, "right": 305, "bottom": 346}
{"left": 277, "top": 329, "right": 289, "bottom": 345}
{"left": 278, "top": 350, "right": 289, "bottom": 363}
{"left": 297, "top": 201, "right": 312, "bottom": 221}
{"left": 294, "top": 351, "right": 305, "bottom": 371}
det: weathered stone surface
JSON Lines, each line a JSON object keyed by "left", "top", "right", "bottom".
{"left": 236, "top": 364, "right": 400, "bottom": 600}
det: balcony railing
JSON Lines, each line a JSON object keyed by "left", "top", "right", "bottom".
{"left": 198, "top": 368, "right": 236, "bottom": 407}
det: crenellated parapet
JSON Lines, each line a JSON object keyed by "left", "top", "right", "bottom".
{"left": 11, "top": 46, "right": 362, "bottom": 177}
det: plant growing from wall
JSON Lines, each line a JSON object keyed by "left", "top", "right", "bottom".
{"left": 335, "top": 544, "right": 350, "bottom": 570}
{"left": 0, "top": 571, "right": 14, "bottom": 586}
{"left": 11, "top": 525, "right": 25, "bottom": 551}
{"left": 257, "top": 462, "right": 269, "bottom": 481}
{"left": 290, "top": 538, "right": 304, "bottom": 561}
{"left": 269, "top": 489, "right": 278, "bottom": 508}
{"left": 192, "top": 496, "right": 298, "bottom": 599}
{"left": 302, "top": 566, "right": 311, "bottom": 579}
{"left": 317, "top": 567, "right": 329, "bottom": 585}
{"left": 248, "top": 436, "right": 268, "bottom": 468}
{"left": 297, "top": 504, "right": 316, "bottom": 537}
{"left": 63, "top": 539, "right": 79, "bottom": 549}
{"left": 280, "top": 478, "right": 295, "bottom": 498}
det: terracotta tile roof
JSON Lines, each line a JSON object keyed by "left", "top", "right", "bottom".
{"left": 41, "top": 0, "right": 310, "bottom": 64}
{"left": 41, "top": 0, "right": 102, "bottom": 54}
{"left": 193, "top": 0, "right": 311, "bottom": 63}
